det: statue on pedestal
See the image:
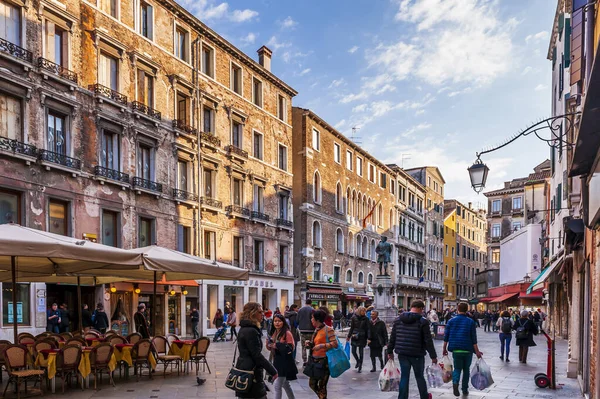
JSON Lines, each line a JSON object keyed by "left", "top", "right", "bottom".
{"left": 375, "top": 235, "right": 391, "bottom": 276}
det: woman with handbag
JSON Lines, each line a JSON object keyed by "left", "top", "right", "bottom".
{"left": 305, "top": 309, "right": 337, "bottom": 399}
{"left": 346, "top": 306, "right": 369, "bottom": 372}
{"left": 230, "top": 302, "right": 278, "bottom": 399}
{"left": 367, "top": 310, "right": 388, "bottom": 372}
{"left": 268, "top": 314, "right": 297, "bottom": 399}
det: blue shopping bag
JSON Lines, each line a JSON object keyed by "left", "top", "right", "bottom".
{"left": 344, "top": 341, "right": 351, "bottom": 358}
{"left": 326, "top": 327, "right": 351, "bottom": 378}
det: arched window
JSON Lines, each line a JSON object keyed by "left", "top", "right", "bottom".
{"left": 346, "top": 269, "right": 353, "bottom": 283}
{"left": 367, "top": 273, "right": 373, "bottom": 285}
{"left": 389, "top": 244, "right": 395, "bottom": 265}
{"left": 370, "top": 239, "right": 376, "bottom": 260}
{"left": 336, "top": 183, "right": 343, "bottom": 212}
{"left": 358, "top": 271, "right": 364, "bottom": 284}
{"left": 378, "top": 204, "right": 383, "bottom": 227}
{"left": 348, "top": 232, "right": 354, "bottom": 255}
{"left": 346, "top": 187, "right": 351, "bottom": 216}
{"left": 312, "top": 221, "right": 322, "bottom": 247}
{"left": 336, "top": 228, "right": 344, "bottom": 253}
{"left": 352, "top": 190, "right": 357, "bottom": 218}
{"left": 362, "top": 237, "right": 368, "bottom": 258}
{"left": 357, "top": 193, "right": 363, "bottom": 220}
{"left": 356, "top": 234, "right": 362, "bottom": 257}
{"left": 389, "top": 209, "right": 395, "bottom": 233}
{"left": 313, "top": 171, "right": 321, "bottom": 204}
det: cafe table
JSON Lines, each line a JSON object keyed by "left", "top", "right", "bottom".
{"left": 113, "top": 343, "right": 157, "bottom": 376}
{"left": 168, "top": 340, "right": 194, "bottom": 370}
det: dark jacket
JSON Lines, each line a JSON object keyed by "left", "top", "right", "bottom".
{"left": 235, "top": 320, "right": 277, "bottom": 398}
{"left": 444, "top": 314, "right": 477, "bottom": 353}
{"left": 514, "top": 318, "right": 538, "bottom": 347}
{"left": 82, "top": 308, "right": 93, "bottom": 328}
{"left": 59, "top": 308, "right": 70, "bottom": 328}
{"left": 284, "top": 310, "right": 299, "bottom": 341}
{"left": 368, "top": 318, "right": 388, "bottom": 349}
{"left": 333, "top": 310, "right": 343, "bottom": 321}
{"left": 190, "top": 310, "right": 200, "bottom": 323}
{"left": 134, "top": 311, "right": 150, "bottom": 338}
{"left": 93, "top": 310, "right": 109, "bottom": 331}
{"left": 387, "top": 312, "right": 437, "bottom": 359}
{"left": 348, "top": 315, "right": 369, "bottom": 348}
{"left": 297, "top": 305, "right": 315, "bottom": 334}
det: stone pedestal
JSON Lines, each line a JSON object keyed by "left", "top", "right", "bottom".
{"left": 373, "top": 275, "right": 397, "bottom": 325}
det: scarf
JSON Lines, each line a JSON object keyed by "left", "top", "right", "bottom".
{"left": 371, "top": 317, "right": 380, "bottom": 325}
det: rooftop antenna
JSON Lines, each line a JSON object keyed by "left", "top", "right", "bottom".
{"left": 401, "top": 153, "right": 411, "bottom": 168}
{"left": 350, "top": 126, "right": 362, "bottom": 145}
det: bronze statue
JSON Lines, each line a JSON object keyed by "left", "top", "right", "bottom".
{"left": 375, "top": 235, "right": 391, "bottom": 276}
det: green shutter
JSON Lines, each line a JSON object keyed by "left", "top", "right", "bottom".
{"left": 557, "top": 184, "right": 562, "bottom": 210}
{"left": 558, "top": 13, "right": 565, "bottom": 35}
{"left": 565, "top": 18, "right": 571, "bottom": 67}
{"left": 553, "top": 47, "right": 557, "bottom": 67}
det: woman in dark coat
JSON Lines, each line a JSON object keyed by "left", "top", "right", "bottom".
{"left": 367, "top": 310, "right": 388, "bottom": 372}
{"left": 514, "top": 310, "right": 538, "bottom": 363}
{"left": 235, "top": 302, "right": 278, "bottom": 399}
{"left": 268, "top": 314, "right": 297, "bottom": 398}
{"left": 213, "top": 309, "right": 224, "bottom": 328}
{"left": 346, "top": 306, "right": 369, "bottom": 372}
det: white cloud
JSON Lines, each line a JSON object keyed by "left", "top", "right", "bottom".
{"left": 179, "top": 1, "right": 258, "bottom": 23}
{"left": 535, "top": 84, "right": 547, "bottom": 91}
{"left": 348, "top": 46, "right": 359, "bottom": 54}
{"left": 525, "top": 31, "right": 549, "bottom": 44}
{"left": 267, "top": 36, "right": 291, "bottom": 51}
{"left": 334, "top": 119, "right": 347, "bottom": 130}
{"left": 202, "top": 2, "right": 228, "bottom": 19}
{"left": 279, "top": 16, "right": 298, "bottom": 30}
{"left": 299, "top": 68, "right": 311, "bottom": 76}
{"left": 352, "top": 104, "right": 368, "bottom": 113}
{"left": 282, "top": 50, "right": 310, "bottom": 63}
{"left": 447, "top": 87, "right": 473, "bottom": 97}
{"left": 240, "top": 32, "right": 257, "bottom": 45}
{"left": 329, "top": 78, "right": 346, "bottom": 88}
{"left": 415, "top": 109, "right": 425, "bottom": 116}
{"left": 522, "top": 66, "right": 533, "bottom": 75}
{"left": 401, "top": 122, "right": 432, "bottom": 137}
{"left": 230, "top": 9, "right": 259, "bottom": 22}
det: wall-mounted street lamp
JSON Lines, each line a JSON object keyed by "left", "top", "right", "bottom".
{"left": 133, "top": 283, "right": 141, "bottom": 294}
{"left": 468, "top": 158, "right": 490, "bottom": 194}
{"left": 181, "top": 286, "right": 188, "bottom": 295}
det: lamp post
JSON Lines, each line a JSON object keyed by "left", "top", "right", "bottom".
{"left": 467, "top": 158, "right": 490, "bottom": 193}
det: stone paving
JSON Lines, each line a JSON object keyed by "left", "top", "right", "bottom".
{"left": 7, "top": 327, "right": 583, "bottom": 399}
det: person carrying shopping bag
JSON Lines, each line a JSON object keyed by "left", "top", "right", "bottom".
{"left": 368, "top": 310, "right": 388, "bottom": 372}
{"left": 346, "top": 306, "right": 369, "bottom": 372}
{"left": 305, "top": 309, "right": 338, "bottom": 399}
{"left": 267, "top": 314, "right": 297, "bottom": 399}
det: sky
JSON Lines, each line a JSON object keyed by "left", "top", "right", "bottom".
{"left": 179, "top": 0, "right": 556, "bottom": 209}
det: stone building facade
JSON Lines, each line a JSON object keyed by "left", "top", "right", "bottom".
{"left": 443, "top": 207, "right": 457, "bottom": 307}
{"left": 0, "top": 0, "right": 296, "bottom": 338}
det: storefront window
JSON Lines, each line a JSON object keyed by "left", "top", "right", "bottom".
{"left": 224, "top": 286, "right": 243, "bottom": 314}
{"left": 0, "top": 189, "right": 20, "bottom": 224}
{"left": 207, "top": 285, "right": 218, "bottom": 329}
{"left": 280, "top": 290, "right": 289, "bottom": 309}
{"left": 249, "top": 287, "right": 258, "bottom": 303}
{"left": 2, "top": 283, "right": 30, "bottom": 326}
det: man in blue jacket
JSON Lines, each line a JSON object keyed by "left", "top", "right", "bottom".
{"left": 443, "top": 302, "right": 483, "bottom": 397}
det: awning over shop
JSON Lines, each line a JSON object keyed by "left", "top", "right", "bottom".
{"left": 468, "top": 298, "right": 479, "bottom": 304}
{"left": 478, "top": 297, "right": 497, "bottom": 303}
{"left": 519, "top": 290, "right": 544, "bottom": 299}
{"left": 343, "top": 293, "right": 371, "bottom": 301}
{"left": 527, "top": 260, "right": 561, "bottom": 294}
{"left": 307, "top": 287, "right": 343, "bottom": 301}
{"left": 490, "top": 292, "right": 519, "bottom": 303}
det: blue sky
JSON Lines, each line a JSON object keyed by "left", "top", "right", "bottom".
{"left": 182, "top": 0, "right": 556, "bottom": 208}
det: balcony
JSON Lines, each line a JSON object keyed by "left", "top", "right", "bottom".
{"left": 94, "top": 166, "right": 130, "bottom": 187}
{"left": 200, "top": 196, "right": 222, "bottom": 210}
{"left": 173, "top": 188, "right": 198, "bottom": 204}
{"left": 89, "top": 84, "right": 128, "bottom": 106}
{"left": 251, "top": 211, "right": 270, "bottom": 223}
{"left": 132, "top": 101, "right": 161, "bottom": 120}
{"left": 0, "top": 137, "right": 37, "bottom": 163}
{"left": 38, "top": 57, "right": 77, "bottom": 83}
{"left": 132, "top": 177, "right": 163, "bottom": 195}
{"left": 226, "top": 145, "right": 248, "bottom": 161}
{"left": 39, "top": 150, "right": 81, "bottom": 174}
{"left": 200, "top": 131, "right": 221, "bottom": 149}
{"left": 225, "top": 205, "right": 250, "bottom": 218}
{"left": 276, "top": 218, "right": 293, "bottom": 229}
{"left": 172, "top": 120, "right": 197, "bottom": 135}
{"left": 396, "top": 275, "right": 421, "bottom": 287}
{"left": 0, "top": 37, "right": 32, "bottom": 63}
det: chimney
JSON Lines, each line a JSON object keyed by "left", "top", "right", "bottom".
{"left": 468, "top": 202, "right": 472, "bottom": 209}
{"left": 257, "top": 45, "right": 272, "bottom": 72}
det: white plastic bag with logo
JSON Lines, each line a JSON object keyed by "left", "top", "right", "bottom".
{"left": 426, "top": 364, "right": 444, "bottom": 388}
{"left": 379, "top": 359, "right": 401, "bottom": 392}
{"left": 440, "top": 355, "right": 453, "bottom": 383}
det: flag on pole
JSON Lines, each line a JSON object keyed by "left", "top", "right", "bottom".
{"left": 362, "top": 200, "right": 380, "bottom": 229}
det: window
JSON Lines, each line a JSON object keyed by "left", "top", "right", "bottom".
{"left": 100, "top": 0, "right": 119, "bottom": 17}
{"left": 512, "top": 221, "right": 522, "bottom": 231}
{"left": 491, "top": 224, "right": 501, "bottom": 237}
{"left": 99, "top": 52, "right": 118, "bottom": 91}
{"left": 333, "top": 266, "right": 340, "bottom": 283}
{"left": 139, "top": 1, "right": 153, "bottom": 40}
{"left": 336, "top": 228, "right": 344, "bottom": 253}
{"left": 313, "top": 171, "right": 321, "bottom": 204}
{"left": 0, "top": 189, "right": 19, "bottom": 225}
{"left": 356, "top": 157, "right": 363, "bottom": 176}
{"left": 44, "top": 21, "right": 68, "bottom": 67}
{"left": 345, "top": 269, "right": 352, "bottom": 283}
{"left": 202, "top": 106, "right": 214, "bottom": 133}
{"left": 312, "top": 221, "right": 322, "bottom": 248}
{"left": 48, "top": 199, "right": 68, "bottom": 236}
{"left": 232, "top": 178, "right": 243, "bottom": 206}
{"left": 0, "top": 93, "right": 22, "bottom": 140}
{"left": 252, "top": 77, "right": 262, "bottom": 107}
{"left": 368, "top": 164, "right": 376, "bottom": 183}
{"left": 177, "top": 160, "right": 188, "bottom": 191}
{"left": 176, "top": 92, "right": 190, "bottom": 125}
{"left": 367, "top": 273, "right": 373, "bottom": 285}
{"left": 100, "top": 129, "right": 120, "bottom": 171}
{"left": 102, "top": 209, "right": 119, "bottom": 247}
{"left": 335, "top": 183, "right": 343, "bottom": 212}
{"left": 492, "top": 249, "right": 500, "bottom": 263}
{"left": 358, "top": 271, "right": 364, "bottom": 284}
{"left": 390, "top": 180, "right": 396, "bottom": 195}
{"left": 313, "top": 262, "right": 322, "bottom": 282}
{"left": 136, "top": 69, "right": 154, "bottom": 107}
{"left": 278, "top": 190, "right": 290, "bottom": 220}
{"left": 233, "top": 236, "right": 243, "bottom": 267}
{"left": 138, "top": 217, "right": 155, "bottom": 247}
{"left": 311, "top": 128, "right": 320, "bottom": 151}
{"left": 512, "top": 196, "right": 522, "bottom": 210}
{"left": 203, "top": 230, "right": 216, "bottom": 260}
{"left": 0, "top": 1, "right": 21, "bottom": 46}
{"left": 47, "top": 111, "right": 67, "bottom": 155}
{"left": 203, "top": 168, "right": 215, "bottom": 198}
{"left": 232, "top": 121, "right": 243, "bottom": 149}
{"left": 462, "top": 245, "right": 466, "bottom": 258}
{"left": 279, "top": 245, "right": 288, "bottom": 274}
{"left": 231, "top": 63, "right": 242, "bottom": 94}
{"left": 3, "top": 283, "right": 30, "bottom": 326}
{"left": 277, "top": 95, "right": 286, "bottom": 121}
{"left": 201, "top": 43, "right": 214, "bottom": 78}
{"left": 332, "top": 143, "right": 341, "bottom": 163}
{"left": 137, "top": 142, "right": 154, "bottom": 181}
{"left": 379, "top": 172, "right": 387, "bottom": 189}
{"left": 253, "top": 239, "right": 264, "bottom": 271}
{"left": 175, "top": 26, "right": 188, "bottom": 62}
{"left": 278, "top": 144, "right": 288, "bottom": 171}
{"left": 253, "top": 131, "right": 263, "bottom": 160}
{"left": 253, "top": 184, "right": 264, "bottom": 212}
{"left": 177, "top": 224, "right": 191, "bottom": 254}
{"left": 399, "top": 185, "right": 406, "bottom": 202}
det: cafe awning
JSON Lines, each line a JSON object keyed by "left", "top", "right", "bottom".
{"left": 490, "top": 292, "right": 519, "bottom": 303}
{"left": 478, "top": 297, "right": 497, "bottom": 303}
{"left": 527, "top": 259, "right": 562, "bottom": 294}
{"left": 519, "top": 290, "right": 544, "bottom": 299}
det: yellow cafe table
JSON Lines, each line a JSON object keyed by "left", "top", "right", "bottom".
{"left": 168, "top": 340, "right": 194, "bottom": 371}
{"left": 113, "top": 344, "right": 157, "bottom": 376}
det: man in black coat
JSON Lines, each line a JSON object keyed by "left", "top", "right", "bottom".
{"left": 387, "top": 300, "right": 437, "bottom": 399}
{"left": 134, "top": 304, "right": 150, "bottom": 338}
{"left": 59, "top": 303, "right": 70, "bottom": 333}
{"left": 367, "top": 310, "right": 388, "bottom": 372}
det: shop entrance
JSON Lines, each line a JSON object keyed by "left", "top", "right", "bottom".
{"left": 45, "top": 284, "right": 96, "bottom": 331}
{"left": 262, "top": 289, "right": 276, "bottom": 312}
{"left": 168, "top": 294, "right": 181, "bottom": 335}
{"left": 185, "top": 296, "right": 198, "bottom": 337}
{"left": 138, "top": 293, "right": 164, "bottom": 336}
{"left": 224, "top": 286, "right": 244, "bottom": 313}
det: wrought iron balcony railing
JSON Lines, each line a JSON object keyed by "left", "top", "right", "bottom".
{"left": 132, "top": 101, "right": 161, "bottom": 120}
{"left": 132, "top": 177, "right": 163, "bottom": 193}
{"left": 88, "top": 83, "right": 128, "bottom": 105}
{"left": 200, "top": 196, "right": 222, "bottom": 209}
{"left": 226, "top": 145, "right": 248, "bottom": 159}
{"left": 225, "top": 205, "right": 251, "bottom": 217}
{"left": 0, "top": 137, "right": 37, "bottom": 157}
{"left": 0, "top": 38, "right": 32, "bottom": 63}
{"left": 173, "top": 188, "right": 198, "bottom": 202}
{"left": 251, "top": 211, "right": 270, "bottom": 222}
{"left": 39, "top": 150, "right": 81, "bottom": 169}
{"left": 276, "top": 218, "right": 293, "bottom": 228}
{"left": 172, "top": 120, "right": 197, "bottom": 135}
{"left": 37, "top": 57, "right": 78, "bottom": 83}
{"left": 200, "top": 131, "right": 221, "bottom": 147}
{"left": 94, "top": 165, "right": 130, "bottom": 184}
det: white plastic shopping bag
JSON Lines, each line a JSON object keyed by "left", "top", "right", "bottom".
{"left": 470, "top": 358, "right": 494, "bottom": 390}
{"left": 426, "top": 364, "right": 444, "bottom": 388}
{"left": 379, "top": 359, "right": 401, "bottom": 392}
{"left": 440, "top": 355, "right": 453, "bottom": 383}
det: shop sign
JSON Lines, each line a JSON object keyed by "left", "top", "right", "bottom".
{"left": 307, "top": 293, "right": 340, "bottom": 300}
{"left": 232, "top": 280, "right": 275, "bottom": 288}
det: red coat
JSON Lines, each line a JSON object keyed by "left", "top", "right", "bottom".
{"left": 325, "top": 315, "right": 333, "bottom": 327}
{"left": 264, "top": 310, "right": 273, "bottom": 318}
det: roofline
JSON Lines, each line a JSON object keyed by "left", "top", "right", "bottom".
{"left": 547, "top": 0, "right": 567, "bottom": 61}
{"left": 483, "top": 186, "right": 525, "bottom": 197}
{"left": 404, "top": 166, "right": 446, "bottom": 184}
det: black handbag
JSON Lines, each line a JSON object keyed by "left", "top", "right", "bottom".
{"left": 303, "top": 357, "right": 326, "bottom": 378}
{"left": 224, "top": 343, "right": 255, "bottom": 393}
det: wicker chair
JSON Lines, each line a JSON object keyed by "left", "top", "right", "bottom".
{"left": 151, "top": 336, "right": 181, "bottom": 377}
{"left": 34, "top": 332, "right": 50, "bottom": 340}
{"left": 108, "top": 335, "right": 127, "bottom": 345}
{"left": 47, "top": 333, "right": 65, "bottom": 346}
{"left": 104, "top": 330, "right": 118, "bottom": 337}
{"left": 33, "top": 339, "right": 56, "bottom": 358}
{"left": 65, "top": 337, "right": 86, "bottom": 347}
{"left": 126, "top": 332, "right": 142, "bottom": 345}
{"left": 189, "top": 337, "right": 211, "bottom": 375}
{"left": 17, "top": 335, "right": 35, "bottom": 345}
{"left": 84, "top": 331, "right": 100, "bottom": 340}
{"left": 55, "top": 344, "right": 82, "bottom": 393}
{"left": 2, "top": 344, "right": 44, "bottom": 399}
{"left": 17, "top": 332, "right": 34, "bottom": 341}
{"left": 131, "top": 339, "right": 153, "bottom": 381}
{"left": 166, "top": 333, "right": 179, "bottom": 346}
{"left": 59, "top": 332, "right": 73, "bottom": 340}
{"left": 91, "top": 343, "right": 115, "bottom": 389}
{"left": 0, "top": 340, "right": 12, "bottom": 383}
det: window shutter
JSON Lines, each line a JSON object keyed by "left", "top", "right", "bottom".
{"left": 564, "top": 18, "right": 571, "bottom": 67}
{"left": 8, "top": 4, "right": 20, "bottom": 46}
{"left": 46, "top": 21, "right": 56, "bottom": 61}
{"left": 177, "top": 225, "right": 184, "bottom": 252}
{"left": 552, "top": 46, "right": 557, "bottom": 67}
{"left": 61, "top": 31, "right": 69, "bottom": 67}
{"left": 558, "top": 13, "right": 564, "bottom": 35}
{"left": 571, "top": 9, "right": 583, "bottom": 84}
{"left": 137, "top": 69, "right": 145, "bottom": 103}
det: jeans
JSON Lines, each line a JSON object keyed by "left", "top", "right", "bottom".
{"left": 333, "top": 320, "right": 341, "bottom": 329}
{"left": 274, "top": 376, "right": 295, "bottom": 399}
{"left": 397, "top": 356, "right": 428, "bottom": 399}
{"left": 499, "top": 333, "right": 511, "bottom": 359}
{"left": 230, "top": 326, "right": 238, "bottom": 340}
{"left": 351, "top": 344, "right": 364, "bottom": 367}
{"left": 191, "top": 321, "right": 199, "bottom": 339}
{"left": 452, "top": 352, "right": 473, "bottom": 391}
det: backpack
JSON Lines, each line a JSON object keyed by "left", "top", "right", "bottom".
{"left": 515, "top": 319, "right": 528, "bottom": 340}
{"left": 500, "top": 318, "right": 512, "bottom": 334}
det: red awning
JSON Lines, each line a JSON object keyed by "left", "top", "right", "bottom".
{"left": 519, "top": 290, "right": 543, "bottom": 299}
{"left": 490, "top": 292, "right": 519, "bottom": 303}
{"left": 343, "top": 294, "right": 370, "bottom": 301}
{"left": 478, "top": 297, "right": 498, "bottom": 303}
